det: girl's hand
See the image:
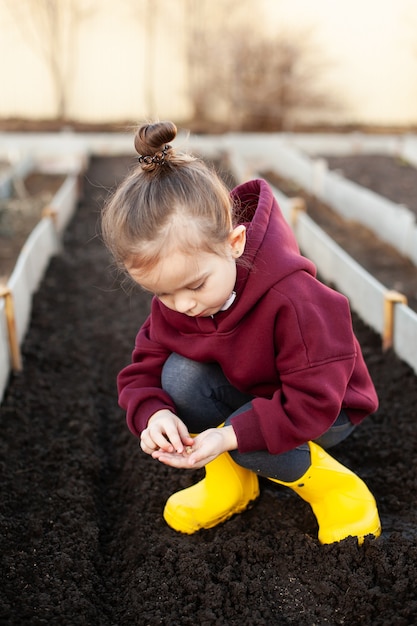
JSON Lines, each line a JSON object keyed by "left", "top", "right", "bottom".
{"left": 140, "top": 409, "right": 194, "bottom": 456}
{"left": 152, "top": 425, "right": 238, "bottom": 469}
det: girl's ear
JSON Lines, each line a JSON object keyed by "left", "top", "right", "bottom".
{"left": 228, "top": 225, "right": 246, "bottom": 258}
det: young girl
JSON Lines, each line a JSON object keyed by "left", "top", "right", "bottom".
{"left": 102, "top": 120, "right": 381, "bottom": 544}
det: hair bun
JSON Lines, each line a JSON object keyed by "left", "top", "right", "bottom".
{"left": 134, "top": 121, "right": 177, "bottom": 158}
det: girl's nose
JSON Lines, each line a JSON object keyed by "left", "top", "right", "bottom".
{"left": 174, "top": 292, "right": 197, "bottom": 314}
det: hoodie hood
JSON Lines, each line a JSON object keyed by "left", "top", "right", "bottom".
{"left": 154, "top": 178, "right": 316, "bottom": 333}
{"left": 233, "top": 179, "right": 316, "bottom": 306}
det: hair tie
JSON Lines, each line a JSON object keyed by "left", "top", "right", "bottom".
{"left": 138, "top": 144, "right": 172, "bottom": 166}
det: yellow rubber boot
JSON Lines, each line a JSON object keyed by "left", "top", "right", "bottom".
{"left": 269, "top": 441, "right": 381, "bottom": 544}
{"left": 163, "top": 452, "right": 260, "bottom": 533}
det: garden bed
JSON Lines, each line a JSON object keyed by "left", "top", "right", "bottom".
{"left": 0, "top": 172, "right": 65, "bottom": 280}
{"left": 322, "top": 154, "right": 417, "bottom": 217}
{"left": 1, "top": 155, "right": 417, "bottom": 625}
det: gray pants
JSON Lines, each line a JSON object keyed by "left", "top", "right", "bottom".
{"left": 162, "top": 353, "right": 356, "bottom": 482}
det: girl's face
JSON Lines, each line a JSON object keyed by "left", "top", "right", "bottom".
{"left": 128, "top": 226, "right": 246, "bottom": 318}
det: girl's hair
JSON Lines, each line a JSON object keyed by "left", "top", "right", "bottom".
{"left": 101, "top": 121, "right": 234, "bottom": 274}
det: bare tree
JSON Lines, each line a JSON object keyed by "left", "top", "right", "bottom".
{"left": 228, "top": 27, "right": 341, "bottom": 131}
{"left": 183, "top": 1, "right": 341, "bottom": 131}
{"left": 183, "top": 0, "right": 254, "bottom": 127}
{"left": 4, "top": 0, "right": 95, "bottom": 120}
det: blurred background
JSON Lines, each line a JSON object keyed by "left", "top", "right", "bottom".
{"left": 0, "top": 0, "right": 416, "bottom": 132}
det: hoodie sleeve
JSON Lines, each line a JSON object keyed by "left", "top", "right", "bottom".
{"left": 231, "top": 274, "right": 378, "bottom": 454}
{"left": 117, "top": 315, "right": 177, "bottom": 437}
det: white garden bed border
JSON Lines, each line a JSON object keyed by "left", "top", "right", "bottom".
{"left": 0, "top": 158, "right": 84, "bottom": 402}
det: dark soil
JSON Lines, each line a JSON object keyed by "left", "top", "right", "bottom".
{"left": 1, "top": 155, "right": 417, "bottom": 625}
{"left": 323, "top": 154, "right": 417, "bottom": 217}
{"left": 0, "top": 172, "right": 65, "bottom": 280}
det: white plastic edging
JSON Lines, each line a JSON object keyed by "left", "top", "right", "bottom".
{"left": 286, "top": 132, "right": 417, "bottom": 171}
{"left": 402, "top": 136, "right": 417, "bottom": 168}
{"left": 393, "top": 304, "right": 417, "bottom": 374}
{"left": 226, "top": 134, "right": 316, "bottom": 193}
{"left": 0, "top": 132, "right": 133, "bottom": 161}
{"left": 0, "top": 299, "right": 10, "bottom": 399}
{"left": 283, "top": 133, "right": 406, "bottom": 158}
{"left": 322, "top": 173, "right": 417, "bottom": 265}
{"left": 49, "top": 174, "right": 80, "bottom": 235}
{"left": 0, "top": 218, "right": 58, "bottom": 404}
{"left": 8, "top": 218, "right": 59, "bottom": 344}
{"left": 0, "top": 163, "right": 83, "bottom": 403}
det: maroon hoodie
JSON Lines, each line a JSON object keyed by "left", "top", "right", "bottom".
{"left": 117, "top": 179, "right": 378, "bottom": 454}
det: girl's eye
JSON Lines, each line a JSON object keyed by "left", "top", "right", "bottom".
{"left": 192, "top": 281, "right": 206, "bottom": 292}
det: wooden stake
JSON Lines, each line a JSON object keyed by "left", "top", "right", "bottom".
{"left": 42, "top": 205, "right": 57, "bottom": 224}
{"left": 0, "top": 286, "right": 22, "bottom": 372}
{"left": 290, "top": 197, "right": 307, "bottom": 229}
{"left": 383, "top": 290, "right": 408, "bottom": 351}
